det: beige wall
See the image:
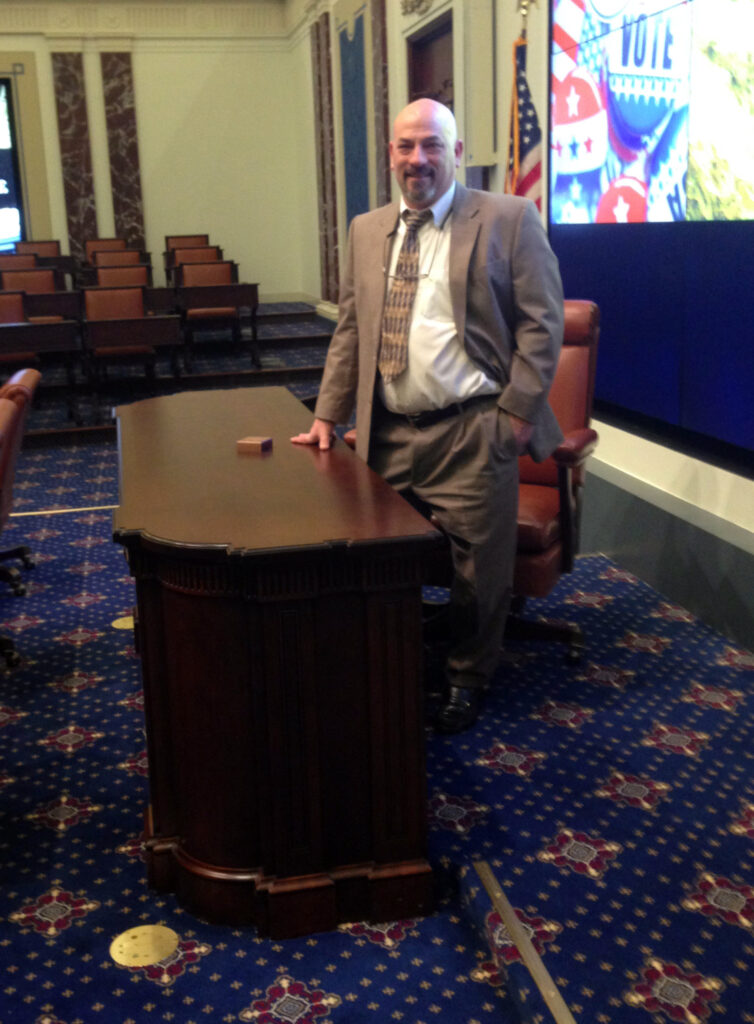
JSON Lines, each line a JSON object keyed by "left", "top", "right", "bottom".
{"left": 133, "top": 40, "right": 317, "bottom": 291}
{"left": 0, "top": 2, "right": 320, "bottom": 296}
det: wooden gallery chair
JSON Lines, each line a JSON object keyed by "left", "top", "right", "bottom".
{"left": 1, "top": 268, "right": 56, "bottom": 294}
{"left": 177, "top": 261, "right": 260, "bottom": 369}
{"left": 167, "top": 245, "right": 223, "bottom": 286}
{"left": 82, "top": 287, "right": 182, "bottom": 415}
{"left": 0, "top": 267, "right": 79, "bottom": 321}
{"left": 96, "top": 265, "right": 151, "bottom": 288}
{"left": 0, "top": 291, "right": 81, "bottom": 400}
{"left": 165, "top": 233, "right": 209, "bottom": 251}
{"left": 84, "top": 238, "right": 126, "bottom": 265}
{"left": 505, "top": 298, "right": 601, "bottom": 660}
{"left": 0, "top": 254, "right": 37, "bottom": 271}
{"left": 15, "top": 240, "right": 61, "bottom": 259}
{"left": 163, "top": 234, "right": 210, "bottom": 277}
{"left": 0, "top": 368, "right": 41, "bottom": 599}
{"left": 14, "top": 239, "right": 77, "bottom": 282}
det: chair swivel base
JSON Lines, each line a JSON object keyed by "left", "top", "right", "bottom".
{"left": 505, "top": 612, "right": 585, "bottom": 662}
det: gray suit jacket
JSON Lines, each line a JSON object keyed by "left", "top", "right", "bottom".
{"left": 315, "top": 183, "right": 565, "bottom": 463}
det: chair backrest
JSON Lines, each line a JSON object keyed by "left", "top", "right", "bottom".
{"left": 94, "top": 249, "right": 142, "bottom": 267}
{"left": 15, "top": 240, "right": 61, "bottom": 258}
{"left": 1, "top": 269, "right": 56, "bottom": 294}
{"left": 84, "top": 286, "right": 145, "bottom": 320}
{"left": 85, "top": 238, "right": 127, "bottom": 262}
{"left": 181, "top": 261, "right": 234, "bottom": 286}
{"left": 171, "top": 246, "right": 222, "bottom": 266}
{"left": 518, "top": 299, "right": 600, "bottom": 488}
{"left": 0, "top": 254, "right": 37, "bottom": 270}
{"left": 96, "top": 265, "right": 150, "bottom": 288}
{"left": 166, "top": 234, "right": 209, "bottom": 250}
{"left": 0, "top": 368, "right": 41, "bottom": 528}
{"left": 0, "top": 292, "right": 26, "bottom": 324}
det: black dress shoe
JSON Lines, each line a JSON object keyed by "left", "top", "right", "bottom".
{"left": 434, "top": 685, "right": 480, "bottom": 734}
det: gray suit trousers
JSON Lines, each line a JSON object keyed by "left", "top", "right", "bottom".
{"left": 369, "top": 395, "right": 519, "bottom": 689}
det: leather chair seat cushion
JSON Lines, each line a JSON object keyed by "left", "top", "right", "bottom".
{"left": 517, "top": 483, "right": 561, "bottom": 552}
{"left": 512, "top": 541, "right": 563, "bottom": 598}
{"left": 186, "top": 307, "right": 237, "bottom": 318}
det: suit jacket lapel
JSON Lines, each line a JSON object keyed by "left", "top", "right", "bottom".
{"left": 449, "top": 183, "right": 481, "bottom": 344}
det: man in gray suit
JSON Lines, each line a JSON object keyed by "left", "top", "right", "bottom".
{"left": 293, "top": 98, "right": 564, "bottom": 732}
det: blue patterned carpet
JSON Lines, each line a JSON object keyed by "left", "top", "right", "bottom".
{"left": 1, "top": 434, "right": 753, "bottom": 1024}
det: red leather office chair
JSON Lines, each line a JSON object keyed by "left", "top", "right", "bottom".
{"left": 505, "top": 298, "right": 600, "bottom": 658}
{"left": 0, "top": 369, "right": 41, "bottom": 597}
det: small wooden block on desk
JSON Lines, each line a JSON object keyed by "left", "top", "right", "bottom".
{"left": 237, "top": 436, "right": 272, "bottom": 454}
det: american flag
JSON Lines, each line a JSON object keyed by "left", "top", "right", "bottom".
{"left": 505, "top": 36, "right": 543, "bottom": 210}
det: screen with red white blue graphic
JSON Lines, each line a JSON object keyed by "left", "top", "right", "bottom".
{"left": 549, "top": 0, "right": 754, "bottom": 225}
{"left": 547, "top": 0, "right": 754, "bottom": 463}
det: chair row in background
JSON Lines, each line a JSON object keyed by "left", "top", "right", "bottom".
{"left": 0, "top": 233, "right": 261, "bottom": 409}
{"left": 6, "top": 234, "right": 238, "bottom": 288}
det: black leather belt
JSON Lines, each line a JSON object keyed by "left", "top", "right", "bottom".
{"left": 401, "top": 393, "right": 498, "bottom": 429}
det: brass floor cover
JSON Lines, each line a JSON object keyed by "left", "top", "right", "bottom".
{"left": 111, "top": 615, "right": 134, "bottom": 630}
{"left": 109, "top": 925, "right": 179, "bottom": 967}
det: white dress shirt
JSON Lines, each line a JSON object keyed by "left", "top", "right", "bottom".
{"left": 379, "top": 181, "right": 500, "bottom": 415}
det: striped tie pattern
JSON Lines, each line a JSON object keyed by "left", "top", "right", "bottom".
{"left": 378, "top": 209, "right": 433, "bottom": 383}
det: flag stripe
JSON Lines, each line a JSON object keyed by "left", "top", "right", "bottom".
{"left": 504, "top": 37, "right": 543, "bottom": 211}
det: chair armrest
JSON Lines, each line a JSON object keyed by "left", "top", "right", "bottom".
{"left": 552, "top": 427, "right": 599, "bottom": 467}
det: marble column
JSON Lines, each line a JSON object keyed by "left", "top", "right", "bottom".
{"left": 100, "top": 52, "right": 146, "bottom": 249}
{"left": 311, "top": 13, "right": 339, "bottom": 304}
{"left": 51, "top": 52, "right": 97, "bottom": 263}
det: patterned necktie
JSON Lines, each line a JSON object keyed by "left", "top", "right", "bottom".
{"left": 378, "top": 208, "right": 433, "bottom": 383}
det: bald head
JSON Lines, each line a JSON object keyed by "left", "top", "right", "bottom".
{"left": 390, "top": 99, "right": 463, "bottom": 209}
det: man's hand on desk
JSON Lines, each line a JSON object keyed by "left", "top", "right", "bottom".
{"left": 508, "top": 412, "right": 533, "bottom": 454}
{"left": 290, "top": 418, "right": 336, "bottom": 450}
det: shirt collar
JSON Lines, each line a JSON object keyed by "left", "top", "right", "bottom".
{"left": 399, "top": 180, "right": 456, "bottom": 228}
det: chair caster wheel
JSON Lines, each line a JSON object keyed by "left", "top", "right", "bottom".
{"left": 12, "top": 583, "right": 26, "bottom": 597}
{"left": 4, "top": 650, "right": 21, "bottom": 668}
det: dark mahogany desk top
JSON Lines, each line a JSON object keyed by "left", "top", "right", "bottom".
{"left": 114, "top": 386, "right": 440, "bottom": 555}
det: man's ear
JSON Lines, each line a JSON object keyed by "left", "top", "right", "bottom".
{"left": 389, "top": 140, "right": 396, "bottom": 170}
{"left": 454, "top": 140, "right": 464, "bottom": 167}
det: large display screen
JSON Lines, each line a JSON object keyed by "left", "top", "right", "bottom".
{"left": 0, "top": 81, "right": 24, "bottom": 251}
{"left": 548, "top": 0, "right": 754, "bottom": 462}
{"left": 550, "top": 0, "right": 754, "bottom": 224}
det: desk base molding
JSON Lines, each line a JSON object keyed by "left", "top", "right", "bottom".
{"left": 144, "top": 811, "right": 433, "bottom": 938}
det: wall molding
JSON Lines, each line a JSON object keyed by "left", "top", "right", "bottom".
{"left": 0, "top": 3, "right": 289, "bottom": 40}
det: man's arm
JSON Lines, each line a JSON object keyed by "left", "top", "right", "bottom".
{"left": 499, "top": 200, "right": 564, "bottom": 427}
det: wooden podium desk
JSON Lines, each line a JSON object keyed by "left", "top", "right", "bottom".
{"left": 113, "top": 387, "right": 441, "bottom": 937}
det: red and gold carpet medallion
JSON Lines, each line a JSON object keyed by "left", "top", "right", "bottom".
{"left": 624, "top": 958, "right": 723, "bottom": 1021}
